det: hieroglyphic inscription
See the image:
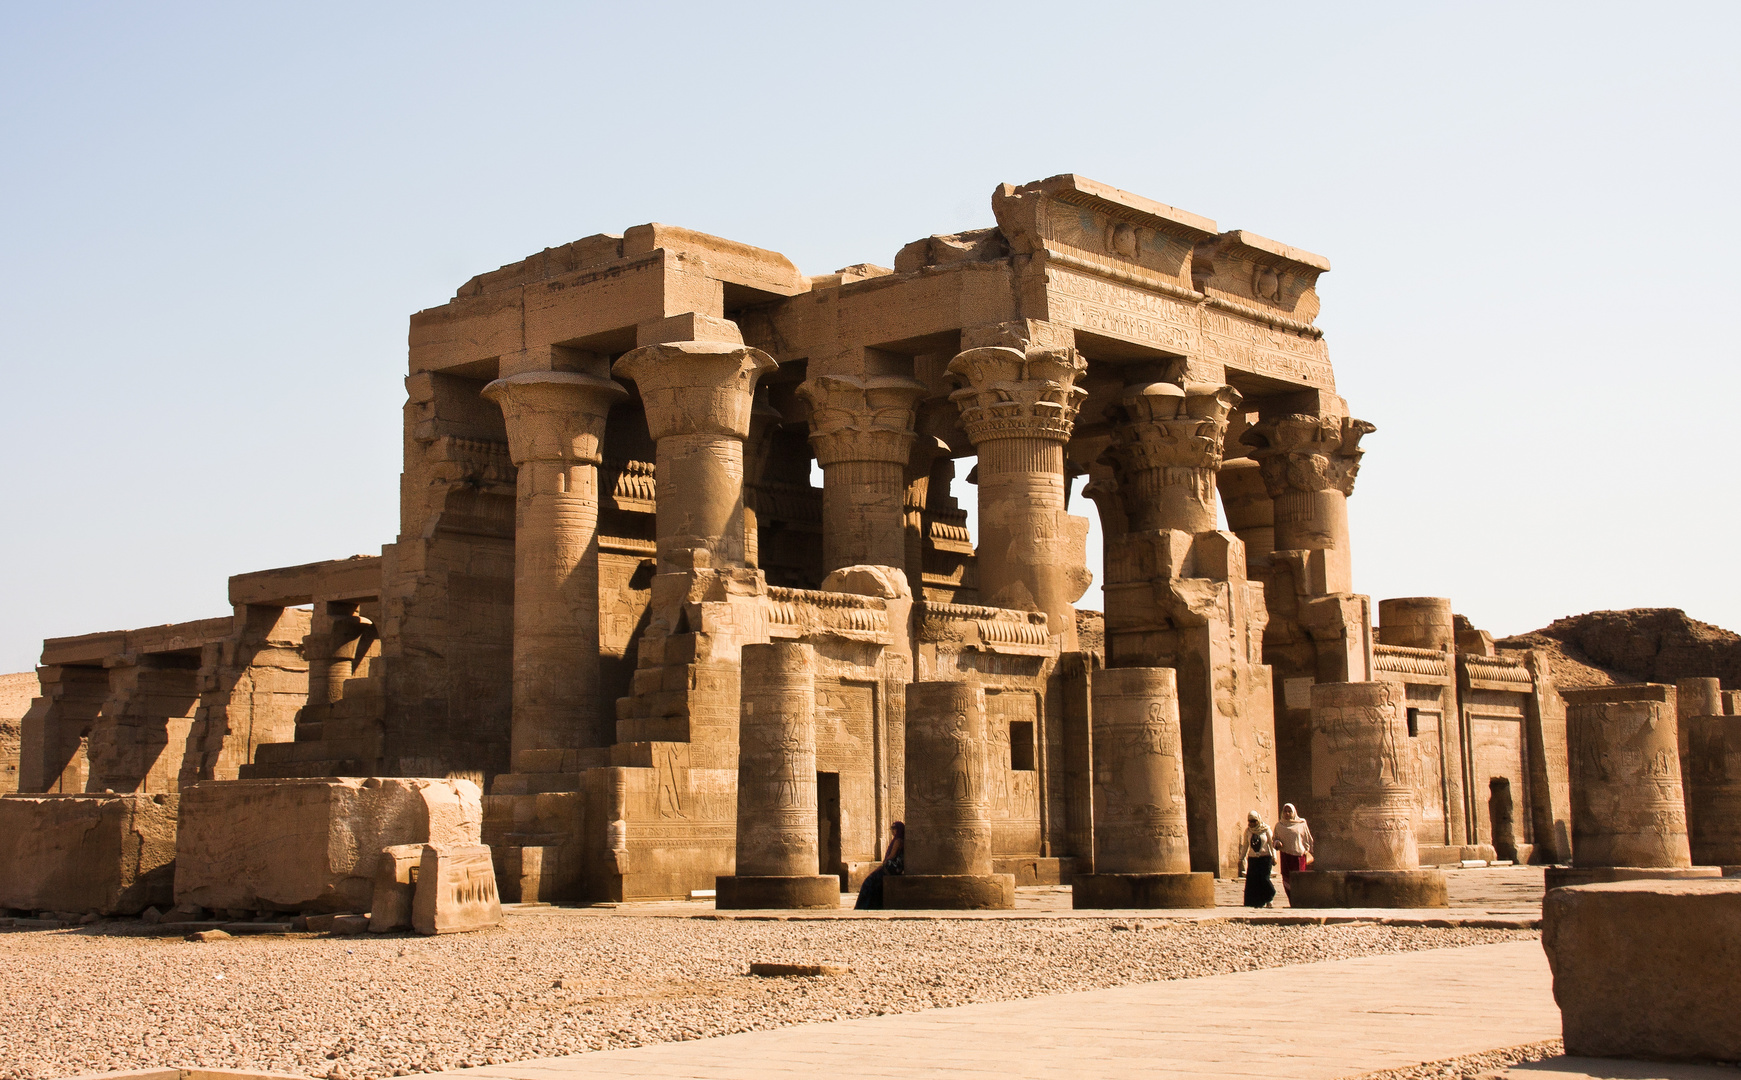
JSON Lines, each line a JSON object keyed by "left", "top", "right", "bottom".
{"left": 1045, "top": 267, "right": 1198, "bottom": 354}
{"left": 1199, "top": 308, "right": 1335, "bottom": 389}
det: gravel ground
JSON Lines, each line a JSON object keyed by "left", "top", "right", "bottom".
{"left": 1344, "top": 1039, "right": 1563, "bottom": 1078}
{"left": 0, "top": 914, "right": 1535, "bottom": 1080}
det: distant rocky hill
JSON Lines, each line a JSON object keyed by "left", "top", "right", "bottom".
{"left": 1496, "top": 608, "right": 1741, "bottom": 691}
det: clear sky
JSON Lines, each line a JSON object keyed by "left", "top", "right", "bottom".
{"left": 2, "top": 2, "right": 1737, "bottom": 672}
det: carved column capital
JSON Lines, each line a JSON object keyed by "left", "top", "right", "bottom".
{"left": 945, "top": 345, "right": 1088, "bottom": 444}
{"left": 612, "top": 341, "right": 779, "bottom": 441}
{"left": 797, "top": 374, "right": 925, "bottom": 466}
{"left": 1100, "top": 381, "right": 1241, "bottom": 534}
{"left": 1243, "top": 413, "right": 1376, "bottom": 499}
{"left": 481, "top": 371, "right": 627, "bottom": 466}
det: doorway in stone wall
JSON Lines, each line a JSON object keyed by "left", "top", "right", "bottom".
{"left": 1488, "top": 777, "right": 1517, "bottom": 861}
{"left": 817, "top": 771, "right": 842, "bottom": 879}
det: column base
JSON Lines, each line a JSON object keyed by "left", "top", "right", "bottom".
{"left": 1072, "top": 872, "right": 1215, "bottom": 909}
{"left": 714, "top": 875, "right": 841, "bottom": 910}
{"left": 1286, "top": 869, "right": 1448, "bottom": 908}
{"left": 884, "top": 873, "right": 1015, "bottom": 910}
{"left": 1544, "top": 866, "right": 1721, "bottom": 892}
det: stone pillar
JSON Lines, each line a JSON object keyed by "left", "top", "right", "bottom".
{"left": 716, "top": 643, "right": 839, "bottom": 909}
{"left": 1678, "top": 677, "right": 1724, "bottom": 784}
{"left": 946, "top": 344, "right": 1088, "bottom": 648}
{"left": 612, "top": 341, "right": 778, "bottom": 570}
{"left": 1377, "top": 597, "right": 1455, "bottom": 652}
{"left": 1216, "top": 459, "right": 1273, "bottom": 561}
{"left": 1073, "top": 667, "right": 1214, "bottom": 908}
{"left": 482, "top": 371, "right": 627, "bottom": 764}
{"left": 798, "top": 375, "right": 925, "bottom": 573}
{"left": 1102, "top": 382, "right": 1241, "bottom": 534}
{"left": 1563, "top": 686, "right": 1695, "bottom": 872}
{"left": 1687, "top": 713, "right": 1741, "bottom": 868}
{"left": 1288, "top": 681, "right": 1448, "bottom": 907}
{"left": 1244, "top": 413, "right": 1374, "bottom": 596}
{"left": 885, "top": 679, "right": 1015, "bottom": 909}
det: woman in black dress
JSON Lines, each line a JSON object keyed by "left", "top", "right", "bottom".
{"left": 853, "top": 821, "right": 904, "bottom": 910}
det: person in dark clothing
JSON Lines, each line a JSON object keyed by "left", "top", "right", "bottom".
{"left": 853, "top": 821, "right": 904, "bottom": 910}
{"left": 1241, "top": 809, "right": 1277, "bottom": 908}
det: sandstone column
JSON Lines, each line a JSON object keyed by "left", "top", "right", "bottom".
{"left": 1553, "top": 686, "right": 1709, "bottom": 889}
{"left": 1288, "top": 681, "right": 1448, "bottom": 907}
{"left": 482, "top": 371, "right": 627, "bottom": 763}
{"left": 612, "top": 341, "right": 779, "bottom": 571}
{"left": 1216, "top": 458, "right": 1273, "bottom": 561}
{"left": 1102, "top": 381, "right": 1241, "bottom": 534}
{"left": 1073, "top": 667, "right": 1214, "bottom": 908}
{"left": 945, "top": 345, "right": 1088, "bottom": 648}
{"left": 1244, "top": 413, "right": 1374, "bottom": 596}
{"left": 1686, "top": 711, "right": 1741, "bottom": 869}
{"left": 798, "top": 375, "right": 926, "bottom": 573}
{"left": 715, "top": 642, "right": 839, "bottom": 909}
{"left": 885, "top": 679, "right": 1015, "bottom": 909}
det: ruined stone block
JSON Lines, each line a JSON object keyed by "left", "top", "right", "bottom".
{"left": 368, "top": 842, "right": 426, "bottom": 932}
{"left": 1543, "top": 879, "right": 1741, "bottom": 1061}
{"left": 0, "top": 792, "right": 177, "bottom": 914}
{"left": 412, "top": 842, "right": 502, "bottom": 934}
{"left": 174, "top": 777, "right": 480, "bottom": 913}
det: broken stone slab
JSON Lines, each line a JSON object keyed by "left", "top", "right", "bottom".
{"left": 185, "top": 929, "right": 232, "bottom": 942}
{"left": 0, "top": 793, "right": 178, "bottom": 916}
{"left": 748, "top": 962, "right": 848, "bottom": 977}
{"left": 1543, "top": 878, "right": 1741, "bottom": 1061}
{"left": 412, "top": 843, "right": 502, "bottom": 935}
{"left": 368, "top": 843, "right": 426, "bottom": 932}
{"left": 174, "top": 777, "right": 481, "bottom": 914}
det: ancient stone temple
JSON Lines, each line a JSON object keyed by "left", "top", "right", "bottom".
{"left": 7, "top": 174, "right": 1585, "bottom": 906}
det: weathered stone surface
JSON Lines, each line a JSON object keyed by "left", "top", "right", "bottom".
{"left": 1562, "top": 685, "right": 1692, "bottom": 869}
{"left": 1308, "top": 681, "right": 1422, "bottom": 871}
{"left": 175, "top": 778, "right": 481, "bottom": 913}
{"left": 368, "top": 843, "right": 426, "bottom": 932}
{"left": 1543, "top": 879, "right": 1741, "bottom": 1061}
{"left": 0, "top": 792, "right": 177, "bottom": 914}
{"left": 1687, "top": 712, "right": 1741, "bottom": 867}
{"left": 412, "top": 842, "right": 502, "bottom": 934}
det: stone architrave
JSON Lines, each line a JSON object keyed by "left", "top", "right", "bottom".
{"left": 482, "top": 371, "right": 627, "bottom": 762}
{"left": 798, "top": 375, "right": 925, "bottom": 573}
{"left": 1547, "top": 686, "right": 1712, "bottom": 893}
{"left": 1242, "top": 412, "right": 1375, "bottom": 596}
{"left": 1289, "top": 681, "right": 1447, "bottom": 907}
{"left": 412, "top": 842, "right": 503, "bottom": 934}
{"left": 1073, "top": 667, "right": 1214, "bottom": 908}
{"left": 612, "top": 342, "right": 779, "bottom": 570}
{"left": 0, "top": 792, "right": 178, "bottom": 915}
{"left": 716, "top": 642, "right": 839, "bottom": 909}
{"left": 174, "top": 777, "right": 482, "bottom": 914}
{"left": 946, "top": 344, "right": 1090, "bottom": 648}
{"left": 885, "top": 679, "right": 1015, "bottom": 909}
{"left": 1687, "top": 712, "right": 1741, "bottom": 868}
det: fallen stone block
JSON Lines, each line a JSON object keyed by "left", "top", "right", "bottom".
{"left": 0, "top": 793, "right": 178, "bottom": 915}
{"left": 749, "top": 962, "right": 848, "bottom": 977}
{"left": 1542, "top": 878, "right": 1741, "bottom": 1061}
{"left": 174, "top": 777, "right": 481, "bottom": 914}
{"left": 412, "top": 843, "right": 502, "bottom": 935}
{"left": 186, "top": 929, "right": 231, "bottom": 942}
{"left": 332, "top": 914, "right": 370, "bottom": 935}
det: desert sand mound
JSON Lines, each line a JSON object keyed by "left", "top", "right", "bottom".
{"left": 1496, "top": 608, "right": 1741, "bottom": 690}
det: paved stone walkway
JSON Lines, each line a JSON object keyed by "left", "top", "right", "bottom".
{"left": 449, "top": 939, "right": 1558, "bottom": 1079}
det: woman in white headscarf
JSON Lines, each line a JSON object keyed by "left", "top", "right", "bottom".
{"left": 1240, "top": 810, "right": 1276, "bottom": 908}
{"left": 1275, "top": 803, "right": 1314, "bottom": 901}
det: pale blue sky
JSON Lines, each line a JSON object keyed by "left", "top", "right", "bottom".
{"left": 2, "top": 2, "right": 1737, "bottom": 671}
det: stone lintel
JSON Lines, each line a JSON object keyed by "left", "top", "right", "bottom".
{"left": 42, "top": 617, "right": 236, "bottom": 667}
{"left": 228, "top": 556, "right": 383, "bottom": 608}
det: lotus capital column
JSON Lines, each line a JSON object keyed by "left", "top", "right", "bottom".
{"left": 1102, "top": 381, "right": 1242, "bottom": 535}
{"left": 612, "top": 342, "right": 779, "bottom": 570}
{"left": 481, "top": 371, "right": 627, "bottom": 764}
{"left": 946, "top": 344, "right": 1089, "bottom": 645}
{"left": 1242, "top": 413, "right": 1375, "bottom": 595}
{"left": 798, "top": 374, "right": 925, "bottom": 573}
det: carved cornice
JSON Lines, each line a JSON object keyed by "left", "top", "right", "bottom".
{"left": 945, "top": 345, "right": 1088, "bottom": 444}
{"left": 1242, "top": 413, "right": 1376, "bottom": 498}
{"left": 611, "top": 341, "right": 778, "bottom": 441}
{"left": 797, "top": 374, "right": 925, "bottom": 467}
{"left": 480, "top": 372, "right": 627, "bottom": 466}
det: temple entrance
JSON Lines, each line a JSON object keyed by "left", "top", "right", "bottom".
{"left": 1488, "top": 777, "right": 1517, "bottom": 861}
{"left": 817, "top": 771, "right": 841, "bottom": 878}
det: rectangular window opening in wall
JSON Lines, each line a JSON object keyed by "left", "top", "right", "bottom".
{"left": 1010, "top": 719, "right": 1036, "bottom": 771}
{"left": 1406, "top": 708, "right": 1420, "bottom": 738}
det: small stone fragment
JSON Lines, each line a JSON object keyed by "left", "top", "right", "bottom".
{"left": 186, "top": 929, "right": 231, "bottom": 942}
{"left": 748, "top": 962, "right": 848, "bottom": 977}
